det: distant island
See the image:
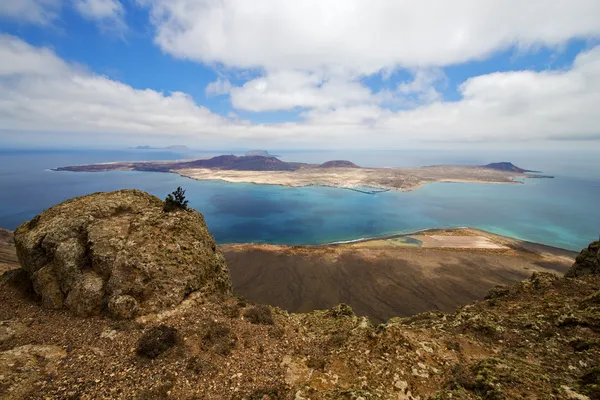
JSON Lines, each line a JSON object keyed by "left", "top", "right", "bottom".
{"left": 54, "top": 155, "right": 553, "bottom": 193}
{"left": 129, "top": 145, "right": 190, "bottom": 151}
{"left": 244, "top": 150, "right": 280, "bottom": 157}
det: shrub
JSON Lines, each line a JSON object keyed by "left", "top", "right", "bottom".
{"left": 327, "top": 303, "right": 355, "bottom": 318}
{"left": 244, "top": 305, "right": 274, "bottom": 325}
{"left": 164, "top": 186, "right": 189, "bottom": 212}
{"left": 307, "top": 357, "right": 326, "bottom": 370}
{"left": 203, "top": 321, "right": 237, "bottom": 356}
{"left": 328, "top": 331, "right": 348, "bottom": 348}
{"left": 136, "top": 325, "right": 178, "bottom": 359}
{"left": 186, "top": 355, "right": 216, "bottom": 375}
{"left": 222, "top": 303, "right": 241, "bottom": 319}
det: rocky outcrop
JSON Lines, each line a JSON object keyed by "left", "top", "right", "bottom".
{"left": 483, "top": 162, "right": 533, "bottom": 173}
{"left": 566, "top": 241, "right": 600, "bottom": 277}
{"left": 318, "top": 160, "right": 360, "bottom": 168}
{"left": 14, "top": 189, "right": 231, "bottom": 318}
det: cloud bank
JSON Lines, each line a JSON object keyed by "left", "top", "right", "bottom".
{"left": 1, "top": 0, "right": 600, "bottom": 148}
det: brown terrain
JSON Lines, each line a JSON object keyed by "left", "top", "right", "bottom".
{"left": 1, "top": 190, "right": 598, "bottom": 399}
{"left": 0, "top": 227, "right": 575, "bottom": 323}
{"left": 53, "top": 156, "right": 552, "bottom": 192}
{"left": 223, "top": 229, "right": 576, "bottom": 323}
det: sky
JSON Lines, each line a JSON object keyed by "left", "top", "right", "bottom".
{"left": 0, "top": 0, "right": 600, "bottom": 150}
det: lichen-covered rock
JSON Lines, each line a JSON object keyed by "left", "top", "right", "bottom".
{"left": 64, "top": 271, "right": 104, "bottom": 317}
{"left": 108, "top": 294, "right": 139, "bottom": 319}
{"left": 14, "top": 189, "right": 231, "bottom": 317}
{"left": 566, "top": 241, "right": 600, "bottom": 277}
{"left": 31, "top": 265, "right": 64, "bottom": 309}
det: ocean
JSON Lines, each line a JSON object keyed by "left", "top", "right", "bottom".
{"left": 0, "top": 148, "right": 598, "bottom": 251}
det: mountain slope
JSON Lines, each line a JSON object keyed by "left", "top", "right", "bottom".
{"left": 483, "top": 162, "right": 535, "bottom": 173}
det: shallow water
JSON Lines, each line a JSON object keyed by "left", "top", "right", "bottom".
{"left": 0, "top": 149, "right": 598, "bottom": 250}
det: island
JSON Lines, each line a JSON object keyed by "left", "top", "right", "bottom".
{"left": 53, "top": 156, "right": 553, "bottom": 193}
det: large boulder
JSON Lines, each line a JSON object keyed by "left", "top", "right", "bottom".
{"left": 14, "top": 189, "right": 231, "bottom": 318}
{"left": 566, "top": 241, "right": 600, "bottom": 278}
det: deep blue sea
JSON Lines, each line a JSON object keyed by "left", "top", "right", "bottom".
{"left": 0, "top": 148, "right": 598, "bottom": 251}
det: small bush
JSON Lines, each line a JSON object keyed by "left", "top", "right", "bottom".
{"left": 244, "top": 305, "right": 274, "bottom": 325}
{"left": 203, "top": 321, "right": 237, "bottom": 356}
{"left": 136, "top": 325, "right": 178, "bottom": 359}
{"left": 236, "top": 296, "right": 247, "bottom": 308}
{"left": 327, "top": 303, "right": 355, "bottom": 318}
{"left": 307, "top": 357, "right": 326, "bottom": 370}
{"left": 186, "top": 355, "right": 217, "bottom": 375}
{"left": 448, "top": 364, "right": 475, "bottom": 390}
{"left": 222, "top": 303, "right": 241, "bottom": 318}
{"left": 446, "top": 341, "right": 461, "bottom": 351}
{"left": 164, "top": 186, "right": 189, "bottom": 212}
{"left": 328, "top": 331, "right": 348, "bottom": 347}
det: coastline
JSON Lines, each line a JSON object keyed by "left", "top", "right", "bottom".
{"left": 222, "top": 226, "right": 579, "bottom": 255}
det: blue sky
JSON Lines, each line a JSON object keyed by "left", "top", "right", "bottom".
{"left": 1, "top": 0, "right": 600, "bottom": 149}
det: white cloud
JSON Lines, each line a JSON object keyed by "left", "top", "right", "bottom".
{"left": 1, "top": 35, "right": 600, "bottom": 148}
{"left": 0, "top": 35, "right": 229, "bottom": 138}
{"left": 137, "top": 0, "right": 600, "bottom": 126}
{"left": 140, "top": 0, "right": 600, "bottom": 73}
{"left": 396, "top": 69, "right": 447, "bottom": 105}
{"left": 0, "top": 0, "right": 61, "bottom": 25}
{"left": 206, "top": 78, "right": 232, "bottom": 96}
{"left": 228, "top": 71, "right": 375, "bottom": 112}
{"left": 73, "top": 0, "right": 126, "bottom": 33}
{"left": 0, "top": 35, "right": 71, "bottom": 76}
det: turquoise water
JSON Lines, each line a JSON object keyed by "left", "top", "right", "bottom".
{"left": 0, "top": 149, "right": 598, "bottom": 250}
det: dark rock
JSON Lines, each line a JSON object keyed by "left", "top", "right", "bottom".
{"left": 136, "top": 325, "right": 178, "bottom": 359}
{"left": 566, "top": 241, "right": 600, "bottom": 277}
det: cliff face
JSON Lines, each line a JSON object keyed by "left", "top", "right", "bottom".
{"left": 13, "top": 189, "right": 230, "bottom": 318}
